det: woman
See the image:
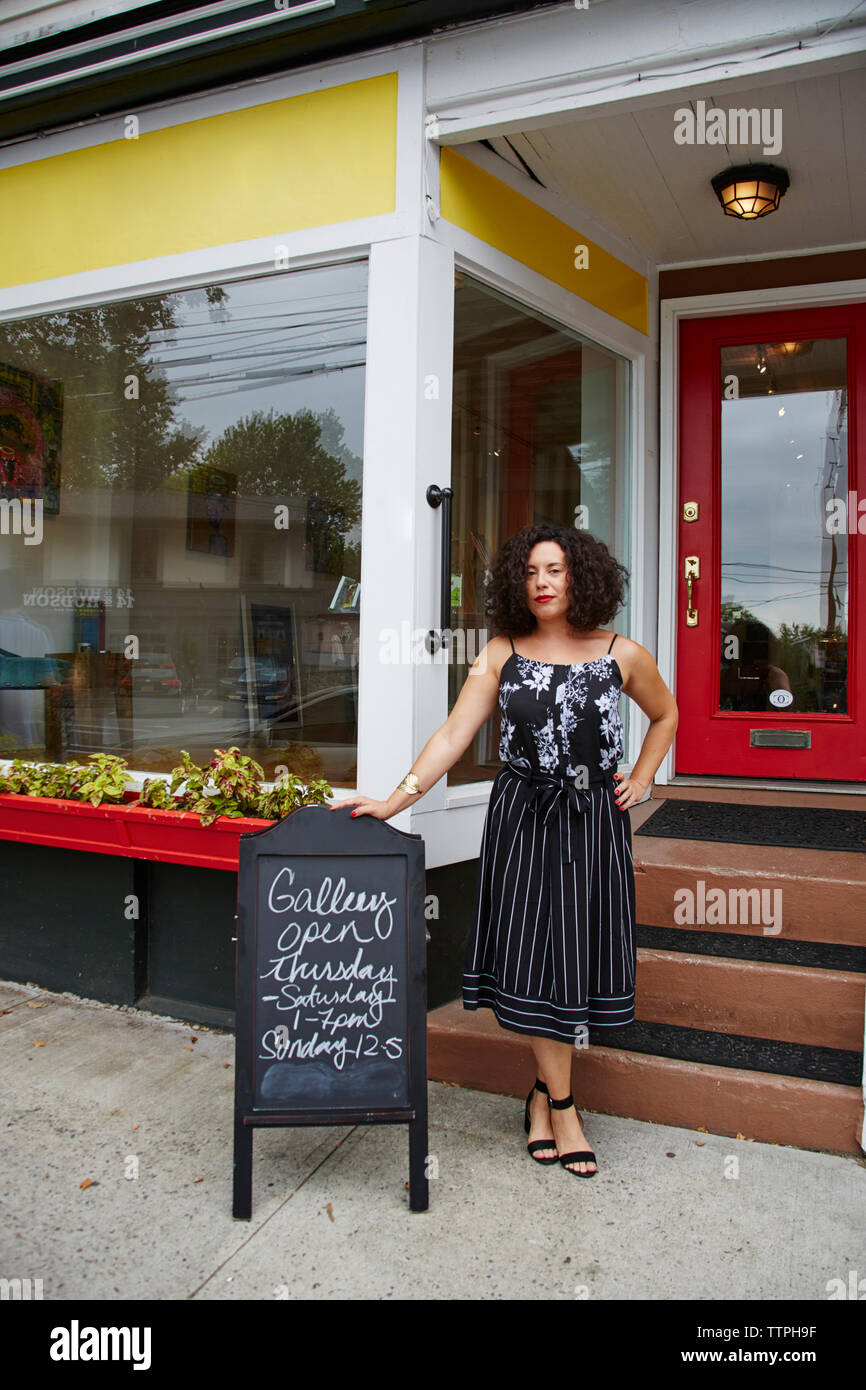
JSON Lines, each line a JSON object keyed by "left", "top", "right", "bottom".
{"left": 332, "top": 521, "right": 678, "bottom": 1178}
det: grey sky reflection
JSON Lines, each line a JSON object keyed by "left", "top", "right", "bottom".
{"left": 721, "top": 389, "right": 848, "bottom": 634}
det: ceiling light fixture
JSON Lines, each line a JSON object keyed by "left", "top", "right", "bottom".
{"left": 711, "top": 164, "right": 790, "bottom": 219}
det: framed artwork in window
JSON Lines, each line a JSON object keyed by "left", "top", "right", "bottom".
{"left": 0, "top": 362, "right": 63, "bottom": 515}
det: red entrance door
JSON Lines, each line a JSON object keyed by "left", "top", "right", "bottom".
{"left": 676, "top": 303, "right": 865, "bottom": 783}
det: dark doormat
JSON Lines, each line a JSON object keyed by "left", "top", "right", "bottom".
{"left": 634, "top": 799, "right": 866, "bottom": 852}
{"left": 587, "top": 1019, "right": 862, "bottom": 1087}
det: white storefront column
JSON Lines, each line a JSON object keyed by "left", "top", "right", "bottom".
{"left": 352, "top": 233, "right": 455, "bottom": 839}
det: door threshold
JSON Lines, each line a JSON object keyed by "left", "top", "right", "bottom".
{"left": 656, "top": 775, "right": 864, "bottom": 808}
{"left": 665, "top": 775, "right": 863, "bottom": 794}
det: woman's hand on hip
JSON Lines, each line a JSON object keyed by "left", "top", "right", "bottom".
{"left": 613, "top": 772, "right": 648, "bottom": 810}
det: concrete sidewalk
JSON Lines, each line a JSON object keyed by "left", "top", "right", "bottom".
{"left": 1, "top": 978, "right": 863, "bottom": 1301}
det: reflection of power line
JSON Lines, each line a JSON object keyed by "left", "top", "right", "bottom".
{"left": 150, "top": 316, "right": 367, "bottom": 359}
{"left": 154, "top": 304, "right": 365, "bottom": 328}
{"left": 729, "top": 588, "right": 818, "bottom": 601}
{"left": 157, "top": 340, "right": 367, "bottom": 376}
{"left": 155, "top": 324, "right": 365, "bottom": 356}
{"left": 153, "top": 295, "right": 368, "bottom": 332}
{"left": 723, "top": 574, "right": 846, "bottom": 581}
{"left": 168, "top": 322, "right": 362, "bottom": 342}
{"left": 0, "top": 309, "right": 366, "bottom": 375}
{"left": 169, "top": 361, "right": 367, "bottom": 401}
{"left": 722, "top": 574, "right": 846, "bottom": 583}
{"left": 729, "top": 589, "right": 846, "bottom": 609}
{"left": 179, "top": 355, "right": 365, "bottom": 380}
{"left": 153, "top": 318, "right": 365, "bottom": 348}
{"left": 722, "top": 562, "right": 845, "bottom": 574}
{"left": 721, "top": 576, "right": 847, "bottom": 585}
{"left": 153, "top": 340, "right": 364, "bottom": 372}
{"left": 73, "top": 356, "right": 366, "bottom": 407}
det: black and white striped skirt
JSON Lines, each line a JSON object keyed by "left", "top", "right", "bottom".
{"left": 462, "top": 763, "right": 637, "bottom": 1044}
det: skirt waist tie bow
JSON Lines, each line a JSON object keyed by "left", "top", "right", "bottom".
{"left": 502, "top": 762, "right": 618, "bottom": 862}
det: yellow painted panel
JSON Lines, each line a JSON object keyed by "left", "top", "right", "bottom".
{"left": 0, "top": 73, "right": 397, "bottom": 288}
{"left": 440, "top": 146, "right": 648, "bottom": 336}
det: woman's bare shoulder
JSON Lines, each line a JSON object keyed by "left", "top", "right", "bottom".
{"left": 472, "top": 634, "right": 514, "bottom": 681}
{"left": 609, "top": 634, "right": 657, "bottom": 688}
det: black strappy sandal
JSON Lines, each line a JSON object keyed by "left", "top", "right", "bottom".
{"left": 524, "top": 1077, "right": 559, "bottom": 1164}
{"left": 548, "top": 1093, "right": 598, "bottom": 1177}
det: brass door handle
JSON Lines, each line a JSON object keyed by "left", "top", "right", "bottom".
{"left": 684, "top": 555, "right": 699, "bottom": 627}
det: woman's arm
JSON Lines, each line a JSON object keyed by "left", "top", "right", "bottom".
{"left": 613, "top": 640, "right": 679, "bottom": 811}
{"left": 330, "top": 638, "right": 508, "bottom": 820}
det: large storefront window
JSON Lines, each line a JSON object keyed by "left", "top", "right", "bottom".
{"left": 0, "top": 261, "right": 366, "bottom": 786}
{"left": 448, "top": 273, "right": 631, "bottom": 785}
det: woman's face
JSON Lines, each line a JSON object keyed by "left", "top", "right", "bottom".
{"left": 525, "top": 541, "right": 570, "bottom": 621}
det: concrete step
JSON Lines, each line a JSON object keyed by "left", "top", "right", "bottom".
{"left": 427, "top": 1001, "right": 863, "bottom": 1156}
{"left": 632, "top": 784, "right": 865, "bottom": 923}
{"left": 633, "top": 947, "right": 864, "bottom": 1050}
{"left": 631, "top": 830, "right": 865, "bottom": 945}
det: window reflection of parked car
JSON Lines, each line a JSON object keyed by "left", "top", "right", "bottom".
{"left": 268, "top": 682, "right": 357, "bottom": 737}
{"left": 218, "top": 656, "right": 292, "bottom": 713}
{"left": 119, "top": 652, "right": 183, "bottom": 709}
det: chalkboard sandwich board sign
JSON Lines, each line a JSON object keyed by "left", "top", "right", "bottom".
{"left": 232, "top": 803, "right": 428, "bottom": 1216}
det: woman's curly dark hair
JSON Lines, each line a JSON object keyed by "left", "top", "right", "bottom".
{"left": 484, "top": 522, "right": 629, "bottom": 636}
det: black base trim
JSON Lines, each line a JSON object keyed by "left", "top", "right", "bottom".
{"left": 588, "top": 1018, "right": 862, "bottom": 1087}
{"left": 635, "top": 922, "right": 866, "bottom": 973}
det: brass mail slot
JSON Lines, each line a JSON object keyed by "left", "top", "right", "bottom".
{"left": 750, "top": 729, "right": 811, "bottom": 749}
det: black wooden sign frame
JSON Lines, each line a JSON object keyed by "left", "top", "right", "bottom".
{"left": 232, "top": 804, "right": 428, "bottom": 1216}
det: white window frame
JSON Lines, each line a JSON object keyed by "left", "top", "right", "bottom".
{"left": 410, "top": 226, "right": 652, "bottom": 868}
{"left": 0, "top": 45, "right": 428, "bottom": 809}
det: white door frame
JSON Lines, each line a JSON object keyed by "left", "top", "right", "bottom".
{"left": 658, "top": 275, "right": 866, "bottom": 786}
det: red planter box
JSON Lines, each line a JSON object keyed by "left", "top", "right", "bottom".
{"left": 0, "top": 791, "right": 275, "bottom": 871}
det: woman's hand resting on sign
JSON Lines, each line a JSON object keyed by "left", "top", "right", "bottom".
{"left": 329, "top": 795, "right": 393, "bottom": 820}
